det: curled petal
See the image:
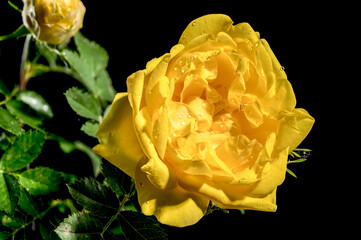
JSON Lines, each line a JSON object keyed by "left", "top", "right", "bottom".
{"left": 135, "top": 158, "right": 209, "bottom": 227}
{"left": 276, "top": 108, "right": 315, "bottom": 153}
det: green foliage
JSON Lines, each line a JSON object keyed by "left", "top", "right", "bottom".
{"left": 61, "top": 33, "right": 115, "bottom": 101}
{"left": 55, "top": 213, "right": 103, "bottom": 240}
{"left": 19, "top": 167, "right": 62, "bottom": 196}
{"left": 0, "top": 108, "right": 24, "bottom": 136}
{"left": 287, "top": 148, "right": 312, "bottom": 178}
{"left": 65, "top": 87, "right": 101, "bottom": 121}
{"left": 80, "top": 121, "right": 99, "bottom": 138}
{"left": 16, "top": 90, "right": 53, "bottom": 118}
{"left": 5, "top": 100, "right": 44, "bottom": 128}
{"left": 53, "top": 159, "right": 168, "bottom": 240}
{"left": 119, "top": 211, "right": 168, "bottom": 240}
{"left": 0, "top": 130, "right": 45, "bottom": 172}
{"left": 67, "top": 178, "right": 119, "bottom": 218}
{"left": 0, "top": 25, "right": 30, "bottom": 41}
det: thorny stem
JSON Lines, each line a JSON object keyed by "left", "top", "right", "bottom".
{"left": 19, "top": 34, "right": 31, "bottom": 91}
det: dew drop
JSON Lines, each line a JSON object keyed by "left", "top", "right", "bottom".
{"left": 192, "top": 21, "right": 196, "bottom": 26}
{"left": 187, "top": 114, "right": 192, "bottom": 118}
{"left": 280, "top": 66, "right": 285, "bottom": 71}
{"left": 181, "top": 121, "right": 185, "bottom": 126}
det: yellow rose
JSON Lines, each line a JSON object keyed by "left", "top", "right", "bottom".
{"left": 93, "top": 14, "right": 314, "bottom": 227}
{"left": 22, "top": 0, "right": 85, "bottom": 44}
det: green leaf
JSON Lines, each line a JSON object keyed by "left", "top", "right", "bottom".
{"left": 62, "top": 49, "right": 97, "bottom": 93}
{"left": 8, "top": 1, "right": 22, "bottom": 13}
{"left": 0, "top": 225, "right": 12, "bottom": 240}
{"left": 102, "top": 160, "right": 133, "bottom": 198}
{"left": 36, "top": 42, "right": 58, "bottom": 67}
{"left": 62, "top": 33, "right": 115, "bottom": 101}
{"left": 74, "top": 33, "right": 109, "bottom": 78}
{"left": 0, "top": 25, "right": 29, "bottom": 41}
{"left": 1, "top": 211, "right": 26, "bottom": 229}
{"left": 0, "top": 133, "right": 11, "bottom": 151}
{"left": 287, "top": 158, "right": 307, "bottom": 164}
{"left": 19, "top": 167, "right": 62, "bottom": 196}
{"left": 286, "top": 168, "right": 297, "bottom": 178}
{"left": 0, "top": 107, "right": 24, "bottom": 136}
{"left": 64, "top": 87, "right": 101, "bottom": 121}
{"left": 95, "top": 70, "right": 116, "bottom": 102}
{"left": 80, "top": 121, "right": 99, "bottom": 138}
{"left": 0, "top": 173, "right": 12, "bottom": 215}
{"left": 16, "top": 90, "right": 53, "bottom": 118}
{"left": 18, "top": 188, "right": 39, "bottom": 217}
{"left": 5, "top": 100, "right": 44, "bottom": 128}
{"left": 67, "top": 178, "right": 119, "bottom": 218}
{"left": 0, "top": 78, "right": 10, "bottom": 96}
{"left": 119, "top": 211, "right": 168, "bottom": 240}
{"left": 55, "top": 212, "right": 103, "bottom": 240}
{"left": 0, "top": 130, "right": 46, "bottom": 172}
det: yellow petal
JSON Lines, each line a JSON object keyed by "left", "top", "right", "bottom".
{"left": 276, "top": 108, "right": 315, "bottom": 153}
{"left": 145, "top": 56, "right": 171, "bottom": 159}
{"left": 166, "top": 138, "right": 213, "bottom": 177}
{"left": 179, "top": 14, "right": 233, "bottom": 46}
{"left": 178, "top": 173, "right": 276, "bottom": 211}
{"left": 216, "top": 187, "right": 278, "bottom": 212}
{"left": 229, "top": 22, "right": 259, "bottom": 45}
{"left": 93, "top": 93, "right": 143, "bottom": 178}
{"left": 135, "top": 158, "right": 209, "bottom": 227}
{"left": 127, "top": 70, "right": 145, "bottom": 114}
{"left": 134, "top": 107, "right": 175, "bottom": 190}
{"left": 251, "top": 147, "right": 288, "bottom": 196}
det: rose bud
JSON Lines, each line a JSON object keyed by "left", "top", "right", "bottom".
{"left": 22, "top": 0, "right": 85, "bottom": 44}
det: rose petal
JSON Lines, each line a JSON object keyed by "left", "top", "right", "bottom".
{"left": 251, "top": 147, "right": 288, "bottom": 196}
{"left": 179, "top": 14, "right": 233, "bottom": 46}
{"left": 276, "top": 108, "right": 315, "bottom": 153}
{"left": 135, "top": 158, "right": 209, "bottom": 227}
{"left": 178, "top": 173, "right": 277, "bottom": 211}
{"left": 93, "top": 93, "right": 143, "bottom": 178}
{"left": 134, "top": 107, "right": 175, "bottom": 190}
{"left": 127, "top": 70, "right": 145, "bottom": 114}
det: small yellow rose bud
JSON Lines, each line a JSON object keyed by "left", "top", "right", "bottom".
{"left": 22, "top": 0, "right": 86, "bottom": 44}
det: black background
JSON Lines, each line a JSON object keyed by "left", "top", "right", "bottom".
{"left": 0, "top": 0, "right": 353, "bottom": 238}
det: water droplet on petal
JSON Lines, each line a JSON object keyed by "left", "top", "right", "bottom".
{"left": 192, "top": 21, "right": 196, "bottom": 26}
{"left": 280, "top": 66, "right": 285, "bottom": 71}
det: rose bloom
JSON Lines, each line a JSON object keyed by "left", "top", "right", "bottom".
{"left": 22, "top": 0, "right": 85, "bottom": 44}
{"left": 94, "top": 14, "right": 314, "bottom": 227}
